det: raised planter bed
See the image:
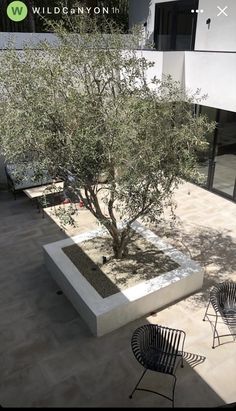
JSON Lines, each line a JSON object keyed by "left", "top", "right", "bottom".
{"left": 43, "top": 221, "right": 204, "bottom": 336}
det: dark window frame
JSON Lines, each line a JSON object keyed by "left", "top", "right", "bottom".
{"left": 196, "top": 105, "right": 236, "bottom": 203}
{"left": 154, "top": 0, "right": 199, "bottom": 51}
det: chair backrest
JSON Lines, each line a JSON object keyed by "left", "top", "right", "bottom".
{"left": 5, "top": 162, "right": 54, "bottom": 190}
{"left": 210, "top": 281, "right": 236, "bottom": 314}
{"left": 131, "top": 324, "right": 185, "bottom": 375}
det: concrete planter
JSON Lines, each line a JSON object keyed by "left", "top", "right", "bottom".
{"left": 43, "top": 221, "right": 203, "bottom": 336}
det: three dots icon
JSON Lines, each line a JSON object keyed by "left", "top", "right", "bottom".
{"left": 191, "top": 9, "right": 204, "bottom": 13}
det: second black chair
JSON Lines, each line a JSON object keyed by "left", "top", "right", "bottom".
{"left": 203, "top": 281, "right": 236, "bottom": 348}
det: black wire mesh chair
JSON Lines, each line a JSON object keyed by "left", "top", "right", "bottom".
{"left": 129, "top": 324, "right": 186, "bottom": 408}
{"left": 203, "top": 281, "right": 236, "bottom": 348}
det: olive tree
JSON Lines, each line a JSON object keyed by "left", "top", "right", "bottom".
{"left": 0, "top": 19, "right": 213, "bottom": 258}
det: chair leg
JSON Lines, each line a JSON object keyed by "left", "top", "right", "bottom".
{"left": 129, "top": 369, "right": 147, "bottom": 399}
{"left": 171, "top": 375, "right": 177, "bottom": 408}
{"left": 212, "top": 313, "right": 220, "bottom": 349}
{"left": 203, "top": 299, "right": 211, "bottom": 321}
{"left": 202, "top": 299, "right": 222, "bottom": 348}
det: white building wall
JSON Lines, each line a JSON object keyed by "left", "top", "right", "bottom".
{"left": 135, "top": 50, "right": 164, "bottom": 86}
{"left": 195, "top": 0, "right": 236, "bottom": 52}
{"left": 133, "top": 50, "right": 236, "bottom": 112}
{"left": 0, "top": 33, "right": 59, "bottom": 49}
{"left": 140, "top": 50, "right": 236, "bottom": 112}
{"left": 184, "top": 52, "right": 236, "bottom": 112}
{"left": 162, "top": 51, "right": 185, "bottom": 86}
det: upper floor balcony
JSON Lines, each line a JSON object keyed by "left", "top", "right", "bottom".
{"left": 136, "top": 49, "right": 236, "bottom": 113}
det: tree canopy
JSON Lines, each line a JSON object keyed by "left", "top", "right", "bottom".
{"left": 0, "top": 18, "right": 214, "bottom": 258}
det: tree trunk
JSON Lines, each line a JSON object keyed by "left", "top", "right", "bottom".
{"left": 112, "top": 229, "right": 129, "bottom": 259}
{"left": 81, "top": 183, "right": 131, "bottom": 260}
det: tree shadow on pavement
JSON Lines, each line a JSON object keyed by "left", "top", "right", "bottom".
{"left": 151, "top": 220, "right": 236, "bottom": 307}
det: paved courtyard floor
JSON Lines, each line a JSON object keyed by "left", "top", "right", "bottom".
{"left": 0, "top": 182, "right": 235, "bottom": 407}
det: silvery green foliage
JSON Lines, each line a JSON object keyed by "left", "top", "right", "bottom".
{"left": 0, "top": 18, "right": 214, "bottom": 258}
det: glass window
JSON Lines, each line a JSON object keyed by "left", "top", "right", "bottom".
{"left": 195, "top": 106, "right": 216, "bottom": 186}
{"left": 213, "top": 110, "right": 236, "bottom": 197}
{"left": 154, "top": 0, "right": 198, "bottom": 51}
{"left": 195, "top": 105, "right": 236, "bottom": 200}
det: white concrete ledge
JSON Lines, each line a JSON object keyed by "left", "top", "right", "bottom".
{"left": 43, "top": 221, "right": 204, "bottom": 336}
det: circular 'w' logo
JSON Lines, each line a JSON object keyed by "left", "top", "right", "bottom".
{"left": 7, "top": 1, "right": 28, "bottom": 22}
